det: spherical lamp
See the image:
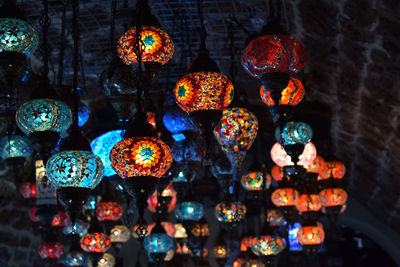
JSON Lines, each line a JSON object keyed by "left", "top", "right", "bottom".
{"left": 260, "top": 77, "right": 305, "bottom": 107}
{"left": 143, "top": 232, "right": 174, "bottom": 264}
{"left": 171, "top": 139, "right": 206, "bottom": 163}
{"left": 266, "top": 209, "right": 287, "bottom": 227}
{"left": 80, "top": 232, "right": 111, "bottom": 253}
{"left": 271, "top": 165, "right": 289, "bottom": 182}
{"left": 37, "top": 241, "right": 64, "bottom": 259}
{"left": 163, "top": 107, "right": 197, "bottom": 134}
{"left": 275, "top": 121, "right": 312, "bottom": 146}
{"left": 241, "top": 171, "right": 271, "bottom": 191}
{"left": 19, "top": 181, "right": 36, "bottom": 198}
{"left": 0, "top": 17, "right": 37, "bottom": 56}
{"left": 319, "top": 188, "right": 348, "bottom": 207}
{"left": 95, "top": 201, "right": 123, "bottom": 222}
{"left": 0, "top": 134, "right": 33, "bottom": 159}
{"left": 97, "top": 253, "right": 116, "bottom": 267}
{"left": 63, "top": 250, "right": 86, "bottom": 266}
{"left": 297, "top": 223, "right": 325, "bottom": 246}
{"left": 327, "top": 161, "right": 346, "bottom": 179}
{"left": 51, "top": 210, "right": 70, "bottom": 227}
{"left": 110, "top": 225, "right": 131, "bottom": 243}
{"left": 295, "top": 194, "right": 322, "bottom": 213}
{"left": 271, "top": 188, "right": 299, "bottom": 207}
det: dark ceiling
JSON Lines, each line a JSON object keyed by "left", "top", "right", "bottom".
{"left": 0, "top": 0, "right": 399, "bottom": 265}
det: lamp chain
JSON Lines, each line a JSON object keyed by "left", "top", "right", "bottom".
{"left": 40, "top": 0, "right": 51, "bottom": 76}
{"left": 71, "top": 0, "right": 80, "bottom": 126}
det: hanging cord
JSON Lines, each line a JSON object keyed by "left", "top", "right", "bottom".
{"left": 39, "top": 0, "right": 51, "bottom": 76}
{"left": 110, "top": 0, "right": 117, "bottom": 47}
{"left": 228, "top": 17, "right": 236, "bottom": 85}
{"left": 57, "top": 0, "right": 66, "bottom": 86}
{"left": 71, "top": 0, "right": 80, "bottom": 126}
{"left": 197, "top": 0, "right": 206, "bottom": 50}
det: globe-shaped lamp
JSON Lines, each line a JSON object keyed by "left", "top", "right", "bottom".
{"left": 271, "top": 188, "right": 299, "bottom": 207}
{"left": 110, "top": 225, "right": 131, "bottom": 243}
{"left": 0, "top": 134, "right": 33, "bottom": 159}
{"left": 215, "top": 201, "right": 247, "bottom": 224}
{"left": 19, "top": 181, "right": 36, "bottom": 198}
{"left": 175, "top": 201, "right": 204, "bottom": 221}
{"left": 295, "top": 194, "right": 322, "bottom": 213}
{"left": 251, "top": 235, "right": 286, "bottom": 256}
{"left": 98, "top": 253, "right": 116, "bottom": 267}
{"left": 297, "top": 223, "right": 325, "bottom": 246}
{"left": 95, "top": 201, "right": 123, "bottom": 222}
{"left": 80, "top": 232, "right": 111, "bottom": 253}
{"left": 319, "top": 188, "right": 348, "bottom": 207}
{"left": 266, "top": 209, "right": 287, "bottom": 227}
{"left": 241, "top": 171, "right": 271, "bottom": 191}
{"left": 163, "top": 108, "right": 197, "bottom": 134}
{"left": 0, "top": 18, "right": 38, "bottom": 56}
{"left": 37, "top": 241, "right": 64, "bottom": 259}
{"left": 275, "top": 121, "right": 312, "bottom": 146}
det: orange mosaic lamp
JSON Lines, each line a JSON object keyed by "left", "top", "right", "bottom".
{"left": 95, "top": 201, "right": 123, "bottom": 222}
{"left": 295, "top": 194, "right": 322, "bottom": 213}
{"left": 297, "top": 223, "right": 325, "bottom": 246}
{"left": 117, "top": 26, "right": 174, "bottom": 66}
{"left": 327, "top": 161, "right": 346, "bottom": 179}
{"left": 80, "top": 232, "right": 111, "bottom": 253}
{"left": 319, "top": 188, "right": 348, "bottom": 207}
{"left": 271, "top": 188, "right": 299, "bottom": 207}
{"left": 271, "top": 165, "right": 289, "bottom": 182}
{"left": 174, "top": 72, "right": 234, "bottom": 114}
{"left": 240, "top": 236, "right": 255, "bottom": 252}
{"left": 110, "top": 137, "right": 172, "bottom": 179}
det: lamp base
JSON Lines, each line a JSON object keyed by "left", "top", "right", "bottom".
{"left": 57, "top": 187, "right": 91, "bottom": 225}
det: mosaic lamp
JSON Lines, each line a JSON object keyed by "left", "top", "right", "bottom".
{"left": 319, "top": 188, "right": 348, "bottom": 210}
{"left": 213, "top": 235, "right": 230, "bottom": 266}
{"left": 271, "top": 188, "right": 299, "bottom": 208}
{"left": 37, "top": 241, "right": 64, "bottom": 259}
{"left": 260, "top": 77, "right": 305, "bottom": 123}
{"left": 295, "top": 193, "right": 322, "bottom": 213}
{"left": 266, "top": 209, "right": 287, "bottom": 227}
{"left": 19, "top": 181, "right": 36, "bottom": 198}
{"left": 143, "top": 222, "right": 175, "bottom": 265}
{"left": 0, "top": 133, "right": 33, "bottom": 161}
{"left": 110, "top": 225, "right": 131, "bottom": 243}
{"left": 163, "top": 107, "right": 197, "bottom": 136}
{"left": 110, "top": 111, "right": 173, "bottom": 223}
{"left": 97, "top": 253, "right": 116, "bottom": 267}
{"left": 327, "top": 161, "right": 346, "bottom": 179}
{"left": 270, "top": 142, "right": 316, "bottom": 167}
{"left": 251, "top": 235, "right": 286, "bottom": 256}
{"left": 215, "top": 201, "right": 247, "bottom": 225}
{"left": 0, "top": 1, "right": 38, "bottom": 84}
{"left": 214, "top": 108, "right": 258, "bottom": 183}
{"left": 80, "top": 219, "right": 111, "bottom": 263}
{"left": 241, "top": 171, "right": 271, "bottom": 192}
{"left": 175, "top": 201, "right": 205, "bottom": 223}
{"left": 95, "top": 201, "right": 123, "bottom": 223}
{"left": 297, "top": 222, "right": 325, "bottom": 254}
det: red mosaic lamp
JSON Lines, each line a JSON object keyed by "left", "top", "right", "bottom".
{"left": 241, "top": 16, "right": 306, "bottom": 124}
{"left": 80, "top": 219, "right": 111, "bottom": 263}
{"left": 19, "top": 181, "right": 36, "bottom": 198}
{"left": 297, "top": 222, "right": 325, "bottom": 254}
{"left": 37, "top": 241, "right": 64, "bottom": 259}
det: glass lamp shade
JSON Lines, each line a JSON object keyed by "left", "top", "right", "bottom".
{"left": 175, "top": 201, "right": 204, "bottom": 221}
{"left": 240, "top": 236, "right": 255, "bottom": 251}
{"left": 327, "top": 161, "right": 346, "bottom": 179}
{"left": 241, "top": 34, "right": 306, "bottom": 78}
{"left": 305, "top": 156, "right": 326, "bottom": 174}
{"left": 0, "top": 18, "right": 38, "bottom": 56}
{"left": 275, "top": 121, "right": 313, "bottom": 146}
{"left": 62, "top": 219, "right": 89, "bottom": 237}
{"left": 241, "top": 171, "right": 271, "bottom": 191}
{"left": 319, "top": 188, "right": 348, "bottom": 207}
{"left": 95, "top": 201, "right": 123, "bottom": 222}
{"left": 271, "top": 188, "right": 299, "bottom": 207}
{"left": 270, "top": 142, "right": 316, "bottom": 167}
{"left": 143, "top": 233, "right": 174, "bottom": 253}
{"left": 117, "top": 25, "right": 174, "bottom": 65}
{"left": 266, "top": 209, "right": 287, "bottom": 227}
{"left": 260, "top": 77, "right": 304, "bottom": 106}
{"left": 0, "top": 134, "right": 33, "bottom": 159}
{"left": 37, "top": 242, "right": 64, "bottom": 259}
{"left": 110, "top": 225, "right": 131, "bottom": 243}
{"left": 110, "top": 137, "right": 172, "bottom": 179}
{"left": 147, "top": 222, "right": 176, "bottom": 238}
{"left": 80, "top": 232, "right": 111, "bottom": 253}
{"left": 163, "top": 108, "right": 197, "bottom": 134}
{"left": 295, "top": 194, "right": 322, "bottom": 213}
{"left": 271, "top": 165, "right": 289, "bottom": 182}
{"left": 16, "top": 98, "right": 72, "bottom": 135}
{"left": 191, "top": 222, "right": 211, "bottom": 237}
{"left": 214, "top": 107, "right": 258, "bottom": 154}
{"left": 215, "top": 201, "right": 247, "bottom": 223}
{"left": 251, "top": 235, "right": 286, "bottom": 256}
{"left": 174, "top": 72, "right": 234, "bottom": 113}
{"left": 19, "top": 182, "right": 36, "bottom": 198}
{"left": 297, "top": 223, "right": 325, "bottom": 245}
{"left": 171, "top": 140, "right": 206, "bottom": 163}
{"left": 51, "top": 211, "right": 70, "bottom": 227}
{"left": 174, "top": 223, "right": 188, "bottom": 239}
{"left": 97, "top": 253, "right": 115, "bottom": 267}
{"left": 78, "top": 104, "right": 89, "bottom": 127}
{"left": 46, "top": 150, "right": 104, "bottom": 189}
{"left": 147, "top": 184, "right": 177, "bottom": 213}
{"left": 98, "top": 253, "right": 116, "bottom": 267}
{"left": 63, "top": 251, "right": 86, "bottom": 266}
{"left": 234, "top": 258, "right": 264, "bottom": 267}
{"left": 91, "top": 130, "right": 124, "bottom": 177}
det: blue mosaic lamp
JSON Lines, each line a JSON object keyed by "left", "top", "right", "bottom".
{"left": 175, "top": 201, "right": 204, "bottom": 221}
{"left": 90, "top": 130, "right": 124, "bottom": 177}
{"left": 275, "top": 121, "right": 313, "bottom": 146}
{"left": 78, "top": 103, "right": 89, "bottom": 127}
{"left": 163, "top": 108, "right": 197, "bottom": 136}
{"left": 62, "top": 251, "right": 86, "bottom": 267}
{"left": 0, "top": 18, "right": 37, "bottom": 56}
{"left": 0, "top": 134, "right": 33, "bottom": 159}
{"left": 144, "top": 232, "right": 174, "bottom": 264}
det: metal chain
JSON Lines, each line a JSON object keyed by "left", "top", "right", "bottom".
{"left": 71, "top": 0, "right": 80, "bottom": 126}
{"left": 39, "top": 0, "right": 51, "bottom": 75}
{"left": 57, "top": 0, "right": 66, "bottom": 86}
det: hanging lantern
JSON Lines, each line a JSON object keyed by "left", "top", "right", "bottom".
{"left": 97, "top": 253, "right": 116, "bottom": 267}
{"left": 240, "top": 236, "right": 255, "bottom": 252}
{"left": 271, "top": 188, "right": 299, "bottom": 207}
{"left": 266, "top": 209, "right": 287, "bottom": 227}
{"left": 251, "top": 235, "right": 286, "bottom": 256}
{"left": 37, "top": 241, "right": 64, "bottom": 259}
{"left": 214, "top": 108, "right": 258, "bottom": 167}
{"left": 62, "top": 219, "right": 90, "bottom": 237}
{"left": 63, "top": 250, "right": 86, "bottom": 266}
{"left": 118, "top": 26, "right": 174, "bottom": 66}
{"left": 174, "top": 223, "right": 188, "bottom": 239}
{"left": 241, "top": 171, "right": 271, "bottom": 191}
{"left": 215, "top": 201, "right": 247, "bottom": 223}
{"left": 95, "top": 201, "right": 123, "bottom": 222}
{"left": 80, "top": 232, "right": 111, "bottom": 253}
{"left": 275, "top": 121, "right": 313, "bottom": 146}
{"left": 163, "top": 107, "right": 197, "bottom": 135}
{"left": 175, "top": 201, "right": 204, "bottom": 221}
{"left": 295, "top": 194, "right": 322, "bottom": 213}
{"left": 110, "top": 225, "right": 131, "bottom": 243}
{"left": 234, "top": 258, "right": 264, "bottom": 267}
{"left": 327, "top": 161, "right": 346, "bottom": 179}
{"left": 297, "top": 223, "right": 325, "bottom": 246}
{"left": 271, "top": 142, "right": 316, "bottom": 167}
{"left": 19, "top": 181, "right": 36, "bottom": 198}
{"left": 0, "top": 134, "right": 33, "bottom": 159}
{"left": 305, "top": 156, "right": 326, "bottom": 174}
{"left": 0, "top": 18, "right": 37, "bottom": 56}
{"left": 147, "top": 183, "right": 177, "bottom": 213}
{"left": 51, "top": 210, "right": 70, "bottom": 227}
{"left": 319, "top": 188, "right": 348, "bottom": 207}
{"left": 143, "top": 233, "right": 174, "bottom": 261}
{"left": 131, "top": 224, "right": 148, "bottom": 239}
{"left": 271, "top": 165, "right": 289, "bottom": 182}
{"left": 171, "top": 139, "right": 206, "bottom": 163}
